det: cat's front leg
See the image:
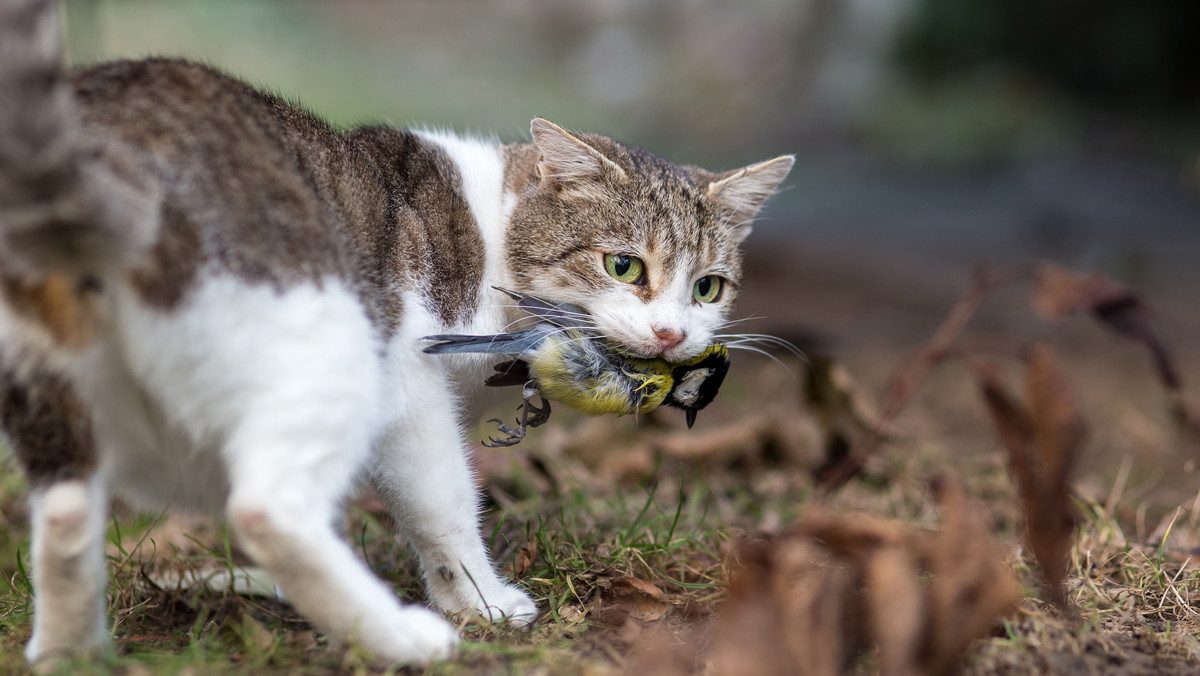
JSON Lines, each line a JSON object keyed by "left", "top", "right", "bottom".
{"left": 371, "top": 358, "right": 538, "bottom": 626}
{"left": 25, "top": 475, "right": 110, "bottom": 666}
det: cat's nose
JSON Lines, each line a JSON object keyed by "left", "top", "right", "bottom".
{"left": 653, "top": 327, "right": 686, "bottom": 353}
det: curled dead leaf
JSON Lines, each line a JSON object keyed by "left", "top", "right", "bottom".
{"left": 1032, "top": 263, "right": 1128, "bottom": 320}
{"left": 709, "top": 482, "right": 1019, "bottom": 676}
{"left": 504, "top": 539, "right": 538, "bottom": 580}
{"left": 594, "top": 576, "right": 670, "bottom": 626}
{"left": 1033, "top": 262, "right": 1180, "bottom": 390}
{"left": 973, "top": 344, "right": 1081, "bottom": 610}
{"left": 923, "top": 477, "right": 1023, "bottom": 674}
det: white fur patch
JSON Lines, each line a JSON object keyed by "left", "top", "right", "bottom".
{"left": 414, "top": 129, "right": 516, "bottom": 334}
{"left": 370, "top": 292, "right": 537, "bottom": 625}
{"left": 76, "top": 275, "right": 382, "bottom": 512}
{"left": 585, "top": 253, "right": 726, "bottom": 362}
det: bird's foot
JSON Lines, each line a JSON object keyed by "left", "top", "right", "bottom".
{"left": 481, "top": 383, "right": 550, "bottom": 447}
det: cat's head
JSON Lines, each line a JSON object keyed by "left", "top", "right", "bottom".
{"left": 505, "top": 117, "right": 792, "bottom": 362}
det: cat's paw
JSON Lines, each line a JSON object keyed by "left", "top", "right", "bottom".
{"left": 430, "top": 574, "right": 538, "bottom": 627}
{"left": 475, "top": 582, "right": 539, "bottom": 627}
{"left": 367, "top": 606, "right": 459, "bottom": 665}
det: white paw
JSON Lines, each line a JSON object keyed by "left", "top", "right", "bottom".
{"left": 467, "top": 582, "right": 539, "bottom": 627}
{"left": 426, "top": 564, "right": 539, "bottom": 627}
{"left": 25, "top": 631, "right": 109, "bottom": 669}
{"left": 364, "top": 606, "right": 459, "bottom": 665}
{"left": 487, "top": 582, "right": 539, "bottom": 626}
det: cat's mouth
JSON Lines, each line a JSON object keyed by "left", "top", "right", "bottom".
{"left": 613, "top": 339, "right": 697, "bottom": 363}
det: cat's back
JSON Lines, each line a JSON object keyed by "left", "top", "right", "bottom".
{"left": 70, "top": 59, "right": 358, "bottom": 305}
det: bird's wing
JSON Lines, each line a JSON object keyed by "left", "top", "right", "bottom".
{"left": 492, "top": 286, "right": 592, "bottom": 328}
{"left": 421, "top": 326, "right": 554, "bottom": 356}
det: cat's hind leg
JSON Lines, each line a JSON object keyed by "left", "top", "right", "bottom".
{"left": 371, "top": 354, "right": 538, "bottom": 626}
{"left": 0, "top": 368, "right": 110, "bottom": 665}
{"left": 25, "top": 476, "right": 110, "bottom": 665}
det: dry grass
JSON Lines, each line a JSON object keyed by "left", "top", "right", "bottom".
{"left": 1, "top": 262, "right": 1198, "bottom": 674}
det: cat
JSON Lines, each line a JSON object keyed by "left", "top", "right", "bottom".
{"left": 0, "top": 0, "right": 793, "bottom": 666}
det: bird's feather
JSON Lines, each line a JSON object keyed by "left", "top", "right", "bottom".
{"left": 421, "top": 326, "right": 554, "bottom": 356}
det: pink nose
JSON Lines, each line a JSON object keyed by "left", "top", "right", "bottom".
{"left": 653, "top": 327, "right": 686, "bottom": 353}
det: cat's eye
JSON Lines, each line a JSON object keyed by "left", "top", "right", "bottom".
{"left": 693, "top": 275, "right": 723, "bottom": 303}
{"left": 604, "top": 254, "right": 644, "bottom": 284}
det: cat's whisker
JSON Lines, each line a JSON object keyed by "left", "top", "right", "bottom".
{"left": 722, "top": 343, "right": 798, "bottom": 376}
{"left": 715, "top": 315, "right": 768, "bottom": 330}
{"left": 716, "top": 333, "right": 807, "bottom": 362}
{"left": 492, "top": 300, "right": 600, "bottom": 333}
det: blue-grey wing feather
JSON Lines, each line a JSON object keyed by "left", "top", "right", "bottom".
{"left": 421, "top": 325, "right": 556, "bottom": 356}
{"left": 492, "top": 287, "right": 590, "bottom": 328}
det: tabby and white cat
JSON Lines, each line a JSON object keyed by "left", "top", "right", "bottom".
{"left": 0, "top": 0, "right": 792, "bottom": 665}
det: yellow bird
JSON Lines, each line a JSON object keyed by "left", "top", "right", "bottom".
{"left": 423, "top": 289, "right": 730, "bottom": 446}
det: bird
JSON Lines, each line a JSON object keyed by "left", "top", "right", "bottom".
{"left": 422, "top": 288, "right": 731, "bottom": 446}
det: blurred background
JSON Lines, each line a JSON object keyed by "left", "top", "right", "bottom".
{"left": 61, "top": 0, "right": 1199, "bottom": 287}
{"left": 60, "top": 0, "right": 1200, "bottom": 507}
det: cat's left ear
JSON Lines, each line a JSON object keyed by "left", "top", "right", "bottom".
{"left": 706, "top": 155, "right": 794, "bottom": 243}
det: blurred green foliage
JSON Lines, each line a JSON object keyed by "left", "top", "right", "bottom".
{"left": 897, "top": 0, "right": 1200, "bottom": 109}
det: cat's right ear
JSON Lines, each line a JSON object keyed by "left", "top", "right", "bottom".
{"left": 530, "top": 117, "right": 626, "bottom": 193}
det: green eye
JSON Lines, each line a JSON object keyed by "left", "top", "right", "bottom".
{"left": 693, "top": 275, "right": 722, "bottom": 303}
{"left": 604, "top": 254, "right": 645, "bottom": 284}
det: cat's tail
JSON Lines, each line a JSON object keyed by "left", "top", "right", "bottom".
{"left": 0, "top": 0, "right": 156, "bottom": 280}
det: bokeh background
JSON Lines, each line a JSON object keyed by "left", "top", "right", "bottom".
{"left": 0, "top": 2, "right": 1188, "bottom": 670}
{"left": 59, "top": 0, "right": 1200, "bottom": 514}
{"left": 61, "top": 0, "right": 1199, "bottom": 295}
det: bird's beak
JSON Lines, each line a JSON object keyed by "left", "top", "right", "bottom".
{"left": 686, "top": 409, "right": 697, "bottom": 429}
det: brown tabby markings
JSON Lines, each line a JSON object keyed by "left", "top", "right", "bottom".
{"left": 70, "top": 59, "right": 484, "bottom": 331}
{"left": 1, "top": 274, "right": 98, "bottom": 349}
{"left": 503, "top": 136, "right": 740, "bottom": 305}
{"left": 0, "top": 367, "right": 95, "bottom": 485}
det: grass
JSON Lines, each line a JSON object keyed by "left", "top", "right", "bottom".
{"left": 1, "top": 344, "right": 1199, "bottom": 673}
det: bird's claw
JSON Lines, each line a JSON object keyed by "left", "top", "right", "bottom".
{"left": 525, "top": 395, "right": 551, "bottom": 428}
{"left": 483, "top": 417, "right": 525, "bottom": 447}
{"left": 481, "top": 382, "right": 550, "bottom": 447}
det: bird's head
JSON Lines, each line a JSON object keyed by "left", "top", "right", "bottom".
{"left": 664, "top": 344, "right": 731, "bottom": 428}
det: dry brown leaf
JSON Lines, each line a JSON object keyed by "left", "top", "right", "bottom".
{"left": 973, "top": 345, "right": 1080, "bottom": 610}
{"left": 976, "top": 366, "right": 1034, "bottom": 472}
{"left": 504, "top": 539, "right": 538, "bottom": 580}
{"left": 1032, "top": 263, "right": 1127, "bottom": 319}
{"left": 922, "top": 478, "right": 1022, "bottom": 675}
{"left": 1022, "top": 343, "right": 1083, "bottom": 608}
{"left": 707, "top": 537, "right": 855, "bottom": 676}
{"left": 1033, "top": 262, "right": 1180, "bottom": 390}
{"left": 594, "top": 576, "right": 671, "bottom": 626}
{"left": 863, "top": 546, "right": 924, "bottom": 676}
{"left": 708, "top": 487, "right": 1018, "bottom": 676}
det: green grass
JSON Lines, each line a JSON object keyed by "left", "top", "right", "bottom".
{"left": 3, "top": 349, "right": 1200, "bottom": 673}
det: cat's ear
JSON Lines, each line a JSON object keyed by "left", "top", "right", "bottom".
{"left": 706, "top": 155, "right": 794, "bottom": 242}
{"left": 530, "top": 117, "right": 626, "bottom": 191}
